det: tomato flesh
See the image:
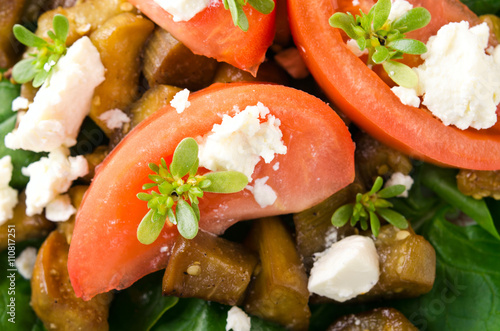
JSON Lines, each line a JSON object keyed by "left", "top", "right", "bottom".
{"left": 68, "top": 83, "right": 355, "bottom": 300}
{"left": 289, "top": 0, "right": 500, "bottom": 170}
{"left": 128, "top": 0, "right": 275, "bottom": 75}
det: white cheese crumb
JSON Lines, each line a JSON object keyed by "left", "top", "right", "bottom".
{"left": 352, "top": 0, "right": 360, "bottom": 6}
{"left": 154, "top": 0, "right": 210, "bottom": 22}
{"left": 414, "top": 21, "right": 500, "bottom": 130}
{"left": 346, "top": 39, "right": 368, "bottom": 57}
{"left": 388, "top": 0, "right": 413, "bottom": 22}
{"left": 45, "top": 194, "right": 76, "bottom": 222}
{"left": 170, "top": 88, "right": 191, "bottom": 114}
{"left": 391, "top": 86, "right": 421, "bottom": 108}
{"left": 15, "top": 247, "right": 37, "bottom": 279}
{"left": 272, "top": 162, "right": 280, "bottom": 171}
{"left": 324, "top": 227, "right": 338, "bottom": 248}
{"left": 385, "top": 172, "right": 414, "bottom": 198}
{"left": 308, "top": 235, "right": 380, "bottom": 302}
{"left": 22, "top": 147, "right": 88, "bottom": 216}
{"left": 11, "top": 97, "right": 29, "bottom": 111}
{"left": 198, "top": 102, "right": 287, "bottom": 181}
{"left": 0, "top": 156, "right": 18, "bottom": 226}
{"left": 5, "top": 37, "right": 105, "bottom": 152}
{"left": 246, "top": 176, "right": 277, "bottom": 208}
{"left": 226, "top": 306, "right": 251, "bottom": 331}
{"left": 99, "top": 108, "right": 130, "bottom": 130}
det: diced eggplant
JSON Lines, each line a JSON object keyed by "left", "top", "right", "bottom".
{"left": 143, "top": 28, "right": 218, "bottom": 91}
{"left": 213, "top": 62, "right": 289, "bottom": 85}
{"left": 328, "top": 308, "right": 418, "bottom": 331}
{"left": 481, "top": 14, "right": 500, "bottom": 43}
{"left": 244, "top": 217, "right": 311, "bottom": 331}
{"left": 0, "top": 0, "right": 26, "bottom": 68}
{"left": 56, "top": 185, "right": 88, "bottom": 245}
{"left": 456, "top": 169, "right": 500, "bottom": 200}
{"left": 31, "top": 230, "right": 112, "bottom": 331}
{"left": 82, "top": 146, "right": 108, "bottom": 184}
{"left": 163, "top": 229, "right": 258, "bottom": 306}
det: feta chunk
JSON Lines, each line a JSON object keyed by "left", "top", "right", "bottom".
{"left": 246, "top": 176, "right": 277, "bottom": 208}
{"left": 99, "top": 108, "right": 131, "bottom": 130}
{"left": 154, "top": 0, "right": 210, "bottom": 22}
{"left": 385, "top": 172, "right": 414, "bottom": 198}
{"left": 414, "top": 21, "right": 500, "bottom": 130}
{"left": 15, "top": 247, "right": 37, "bottom": 280}
{"left": 45, "top": 194, "right": 76, "bottom": 222}
{"left": 5, "top": 37, "right": 105, "bottom": 152}
{"left": 226, "top": 306, "right": 251, "bottom": 331}
{"left": 346, "top": 39, "right": 368, "bottom": 57}
{"left": 22, "top": 147, "right": 88, "bottom": 216}
{"left": 0, "top": 156, "right": 18, "bottom": 225}
{"left": 308, "top": 235, "right": 380, "bottom": 302}
{"left": 11, "top": 97, "right": 30, "bottom": 111}
{"left": 391, "top": 86, "right": 421, "bottom": 108}
{"left": 388, "top": 0, "right": 413, "bottom": 22}
{"left": 170, "top": 88, "right": 191, "bottom": 114}
{"left": 198, "top": 102, "right": 287, "bottom": 181}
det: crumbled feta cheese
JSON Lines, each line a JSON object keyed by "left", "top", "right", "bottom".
{"left": 99, "top": 109, "right": 130, "bottom": 130}
{"left": 0, "top": 156, "right": 18, "bottom": 225}
{"left": 198, "top": 102, "right": 287, "bottom": 181}
{"left": 15, "top": 247, "right": 37, "bottom": 279}
{"left": 272, "top": 162, "right": 279, "bottom": 171}
{"left": 45, "top": 194, "right": 76, "bottom": 222}
{"left": 388, "top": 0, "right": 413, "bottom": 22}
{"left": 11, "top": 97, "right": 29, "bottom": 111}
{"left": 22, "top": 147, "right": 88, "bottom": 216}
{"left": 352, "top": 0, "right": 360, "bottom": 6}
{"left": 246, "top": 176, "right": 277, "bottom": 208}
{"left": 346, "top": 39, "right": 368, "bottom": 57}
{"left": 154, "top": 0, "right": 210, "bottom": 22}
{"left": 170, "top": 88, "right": 191, "bottom": 114}
{"left": 385, "top": 172, "right": 414, "bottom": 198}
{"left": 226, "top": 306, "right": 251, "bottom": 331}
{"left": 414, "top": 21, "right": 500, "bottom": 130}
{"left": 308, "top": 235, "right": 380, "bottom": 302}
{"left": 5, "top": 37, "right": 105, "bottom": 152}
{"left": 324, "top": 227, "right": 338, "bottom": 247}
{"left": 391, "top": 86, "right": 421, "bottom": 108}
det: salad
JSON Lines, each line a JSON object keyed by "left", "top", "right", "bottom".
{"left": 0, "top": 0, "right": 500, "bottom": 330}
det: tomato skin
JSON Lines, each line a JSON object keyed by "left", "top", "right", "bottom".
{"left": 288, "top": 0, "right": 500, "bottom": 170}
{"left": 68, "top": 83, "right": 354, "bottom": 300}
{"left": 128, "top": 0, "right": 275, "bottom": 75}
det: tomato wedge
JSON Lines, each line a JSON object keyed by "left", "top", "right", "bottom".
{"left": 128, "top": 0, "right": 275, "bottom": 75}
{"left": 68, "top": 83, "right": 354, "bottom": 300}
{"left": 288, "top": 0, "right": 500, "bottom": 170}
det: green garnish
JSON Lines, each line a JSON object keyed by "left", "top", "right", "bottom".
{"left": 222, "top": 0, "right": 275, "bottom": 32}
{"left": 12, "top": 14, "right": 69, "bottom": 87}
{"left": 137, "top": 138, "right": 249, "bottom": 244}
{"left": 329, "top": 0, "right": 431, "bottom": 88}
{"left": 332, "top": 176, "right": 409, "bottom": 237}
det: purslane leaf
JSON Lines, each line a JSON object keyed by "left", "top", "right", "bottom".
{"left": 248, "top": 0, "right": 275, "bottom": 15}
{"left": 369, "top": 176, "right": 384, "bottom": 195}
{"left": 391, "top": 7, "right": 432, "bottom": 33}
{"left": 329, "top": 13, "right": 358, "bottom": 40}
{"left": 203, "top": 171, "right": 249, "bottom": 193}
{"left": 372, "top": 45, "right": 390, "bottom": 64}
{"left": 378, "top": 184, "right": 406, "bottom": 198}
{"left": 170, "top": 138, "right": 199, "bottom": 178}
{"left": 176, "top": 200, "right": 199, "bottom": 239}
{"left": 137, "top": 210, "right": 167, "bottom": 245}
{"left": 12, "top": 58, "right": 37, "bottom": 83}
{"left": 53, "top": 14, "right": 69, "bottom": 42}
{"left": 388, "top": 38, "right": 427, "bottom": 55}
{"left": 331, "top": 203, "right": 354, "bottom": 227}
{"left": 12, "top": 25, "right": 47, "bottom": 48}
{"left": 383, "top": 60, "right": 418, "bottom": 88}
{"left": 372, "top": 0, "right": 391, "bottom": 31}
{"left": 369, "top": 211, "right": 380, "bottom": 237}
{"left": 377, "top": 208, "right": 408, "bottom": 229}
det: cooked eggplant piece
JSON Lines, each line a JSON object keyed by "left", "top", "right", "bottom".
{"left": 144, "top": 28, "right": 218, "bottom": 91}
{"left": 213, "top": 62, "right": 289, "bottom": 85}
{"left": 81, "top": 145, "right": 108, "bottom": 184}
{"left": 328, "top": 308, "right": 418, "bottom": 331}
{"left": 56, "top": 185, "right": 88, "bottom": 245}
{"left": 244, "top": 217, "right": 311, "bottom": 331}
{"left": 0, "top": 0, "right": 26, "bottom": 68}
{"left": 0, "top": 191, "right": 54, "bottom": 250}
{"left": 31, "top": 230, "right": 112, "bottom": 331}
{"left": 456, "top": 169, "right": 500, "bottom": 200}
{"left": 481, "top": 14, "right": 500, "bottom": 43}
{"left": 293, "top": 181, "right": 363, "bottom": 271}
{"left": 163, "top": 229, "right": 258, "bottom": 306}
{"left": 89, "top": 12, "right": 154, "bottom": 137}
{"left": 362, "top": 225, "right": 436, "bottom": 299}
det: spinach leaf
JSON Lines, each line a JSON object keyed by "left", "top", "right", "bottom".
{"left": 461, "top": 0, "right": 500, "bottom": 16}
{"left": 109, "top": 271, "right": 178, "bottom": 331}
{"left": 0, "top": 76, "right": 19, "bottom": 123}
{"left": 70, "top": 117, "right": 108, "bottom": 157}
{"left": 393, "top": 208, "right": 500, "bottom": 330}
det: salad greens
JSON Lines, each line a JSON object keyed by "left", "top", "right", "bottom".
{"left": 223, "top": 0, "right": 275, "bottom": 32}
{"left": 461, "top": 0, "right": 500, "bottom": 16}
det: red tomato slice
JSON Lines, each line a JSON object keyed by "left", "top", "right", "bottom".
{"left": 288, "top": 0, "right": 500, "bottom": 170}
{"left": 68, "top": 83, "right": 355, "bottom": 300}
{"left": 128, "top": 0, "right": 275, "bottom": 75}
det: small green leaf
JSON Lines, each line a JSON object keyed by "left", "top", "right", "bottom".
{"left": 167, "top": 207, "right": 177, "bottom": 225}
{"left": 12, "top": 25, "right": 47, "bottom": 48}
{"left": 332, "top": 204, "right": 354, "bottom": 227}
{"left": 374, "top": 198, "right": 393, "bottom": 209}
{"left": 372, "top": 45, "right": 390, "bottom": 64}
{"left": 369, "top": 176, "right": 384, "bottom": 195}
{"left": 53, "top": 14, "right": 69, "bottom": 42}
{"left": 377, "top": 208, "right": 408, "bottom": 229}
{"left": 143, "top": 183, "right": 157, "bottom": 190}
{"left": 199, "top": 179, "right": 211, "bottom": 189}
{"left": 383, "top": 60, "right": 418, "bottom": 88}
{"left": 356, "top": 37, "right": 367, "bottom": 51}
{"left": 378, "top": 184, "right": 406, "bottom": 198}
{"left": 32, "top": 69, "right": 50, "bottom": 88}
{"left": 137, "top": 193, "right": 152, "bottom": 201}
{"left": 360, "top": 218, "right": 369, "bottom": 231}
{"left": 149, "top": 163, "right": 160, "bottom": 173}
{"left": 176, "top": 200, "right": 199, "bottom": 239}
{"left": 392, "top": 7, "right": 431, "bottom": 33}
{"left": 158, "top": 182, "right": 174, "bottom": 195}
{"left": 170, "top": 138, "right": 199, "bottom": 179}
{"left": 388, "top": 39, "right": 427, "bottom": 55}
{"left": 248, "top": 0, "right": 275, "bottom": 14}
{"left": 369, "top": 211, "right": 380, "bottom": 237}
{"left": 203, "top": 171, "right": 248, "bottom": 193}
{"left": 372, "top": 0, "right": 391, "bottom": 31}
{"left": 149, "top": 174, "right": 164, "bottom": 184}
{"left": 329, "top": 13, "right": 358, "bottom": 40}
{"left": 226, "top": 0, "right": 249, "bottom": 31}
{"left": 12, "top": 58, "right": 37, "bottom": 84}
{"left": 189, "top": 158, "right": 199, "bottom": 176}
{"left": 192, "top": 202, "right": 200, "bottom": 221}
{"left": 137, "top": 210, "right": 167, "bottom": 245}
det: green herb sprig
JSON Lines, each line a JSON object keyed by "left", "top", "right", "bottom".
{"left": 329, "top": 0, "right": 431, "bottom": 88}
{"left": 332, "top": 176, "right": 409, "bottom": 237}
{"left": 12, "top": 14, "right": 69, "bottom": 87}
{"left": 137, "top": 138, "right": 249, "bottom": 244}
{"left": 222, "top": 0, "right": 275, "bottom": 31}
